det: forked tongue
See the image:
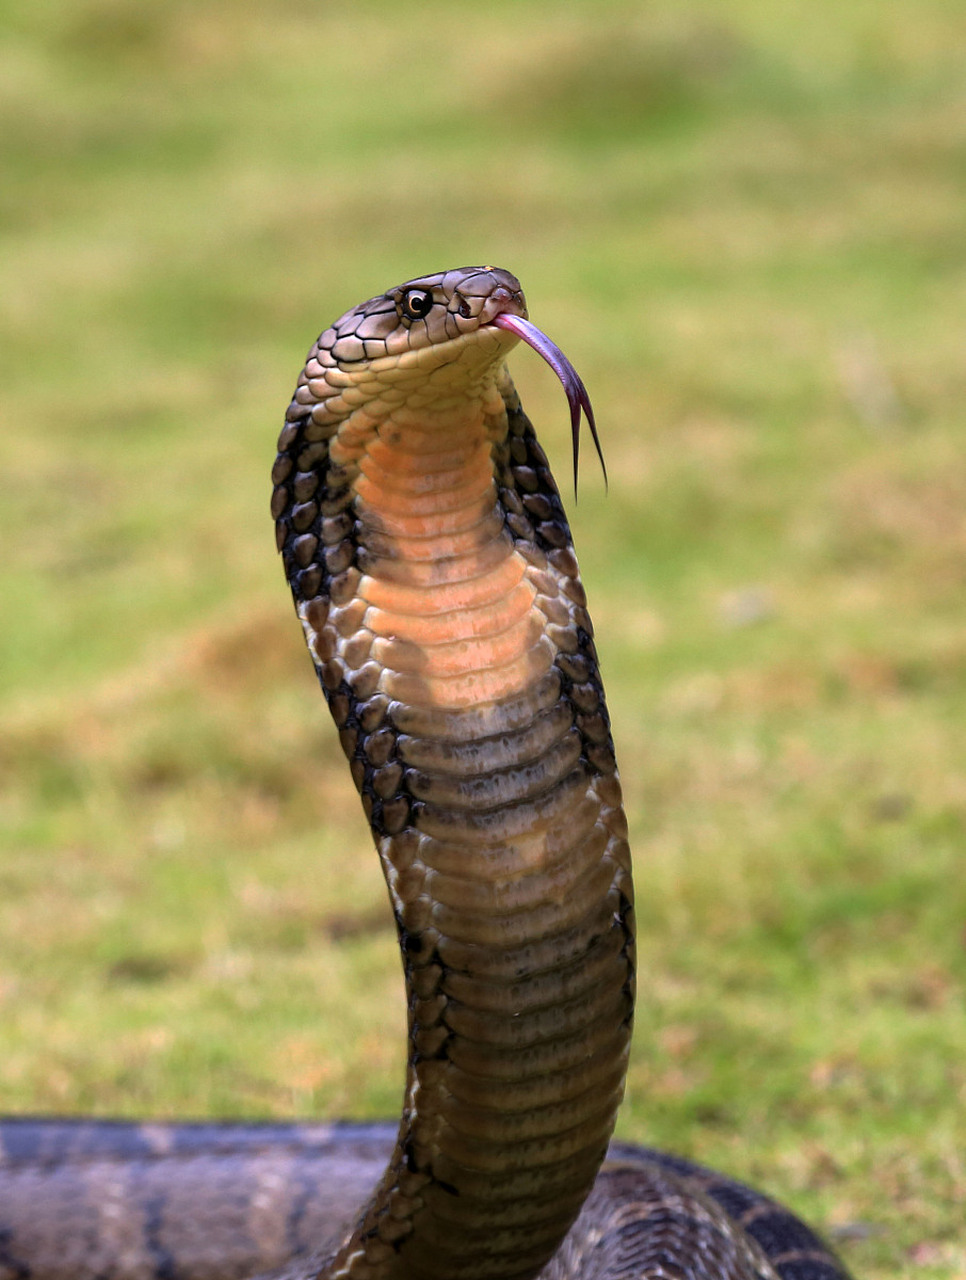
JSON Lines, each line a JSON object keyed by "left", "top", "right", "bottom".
{"left": 493, "top": 313, "right": 606, "bottom": 493}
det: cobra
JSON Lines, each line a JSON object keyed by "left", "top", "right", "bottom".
{"left": 0, "top": 268, "right": 851, "bottom": 1280}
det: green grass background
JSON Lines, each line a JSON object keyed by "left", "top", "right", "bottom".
{"left": 2, "top": 1, "right": 965, "bottom": 1275}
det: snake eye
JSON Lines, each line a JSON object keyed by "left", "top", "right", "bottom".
{"left": 401, "top": 288, "right": 434, "bottom": 320}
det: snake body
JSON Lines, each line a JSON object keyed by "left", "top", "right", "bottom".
{"left": 0, "top": 269, "right": 851, "bottom": 1280}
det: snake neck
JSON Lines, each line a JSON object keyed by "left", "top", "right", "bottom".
{"left": 272, "top": 366, "right": 635, "bottom": 1280}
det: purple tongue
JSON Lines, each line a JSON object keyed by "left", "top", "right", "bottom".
{"left": 493, "top": 313, "right": 606, "bottom": 492}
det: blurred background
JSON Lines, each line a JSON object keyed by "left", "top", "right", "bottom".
{"left": 1, "top": 1, "right": 964, "bottom": 1274}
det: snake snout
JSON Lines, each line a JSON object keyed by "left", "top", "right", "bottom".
{"left": 480, "top": 282, "right": 528, "bottom": 325}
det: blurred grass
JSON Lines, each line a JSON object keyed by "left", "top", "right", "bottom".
{"left": 1, "top": 0, "right": 965, "bottom": 1275}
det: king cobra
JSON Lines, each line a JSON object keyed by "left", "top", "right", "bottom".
{"left": 0, "top": 268, "right": 851, "bottom": 1280}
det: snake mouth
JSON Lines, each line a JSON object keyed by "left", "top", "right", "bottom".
{"left": 492, "top": 312, "right": 606, "bottom": 492}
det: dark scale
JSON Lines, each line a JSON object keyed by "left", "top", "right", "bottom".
{"left": 273, "top": 407, "right": 414, "bottom": 839}
{"left": 494, "top": 397, "right": 621, "bottom": 787}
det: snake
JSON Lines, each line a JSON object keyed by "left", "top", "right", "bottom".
{"left": 0, "top": 268, "right": 852, "bottom": 1280}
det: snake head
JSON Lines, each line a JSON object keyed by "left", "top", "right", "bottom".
{"left": 313, "top": 266, "right": 605, "bottom": 492}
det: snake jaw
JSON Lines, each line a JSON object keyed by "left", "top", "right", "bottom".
{"left": 491, "top": 312, "right": 606, "bottom": 494}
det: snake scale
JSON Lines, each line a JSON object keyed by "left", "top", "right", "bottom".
{"left": 0, "top": 268, "right": 852, "bottom": 1280}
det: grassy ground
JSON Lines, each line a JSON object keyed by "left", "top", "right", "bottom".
{"left": 2, "top": 1, "right": 965, "bottom": 1275}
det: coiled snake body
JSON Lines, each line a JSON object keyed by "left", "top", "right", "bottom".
{"left": 0, "top": 269, "right": 851, "bottom": 1280}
